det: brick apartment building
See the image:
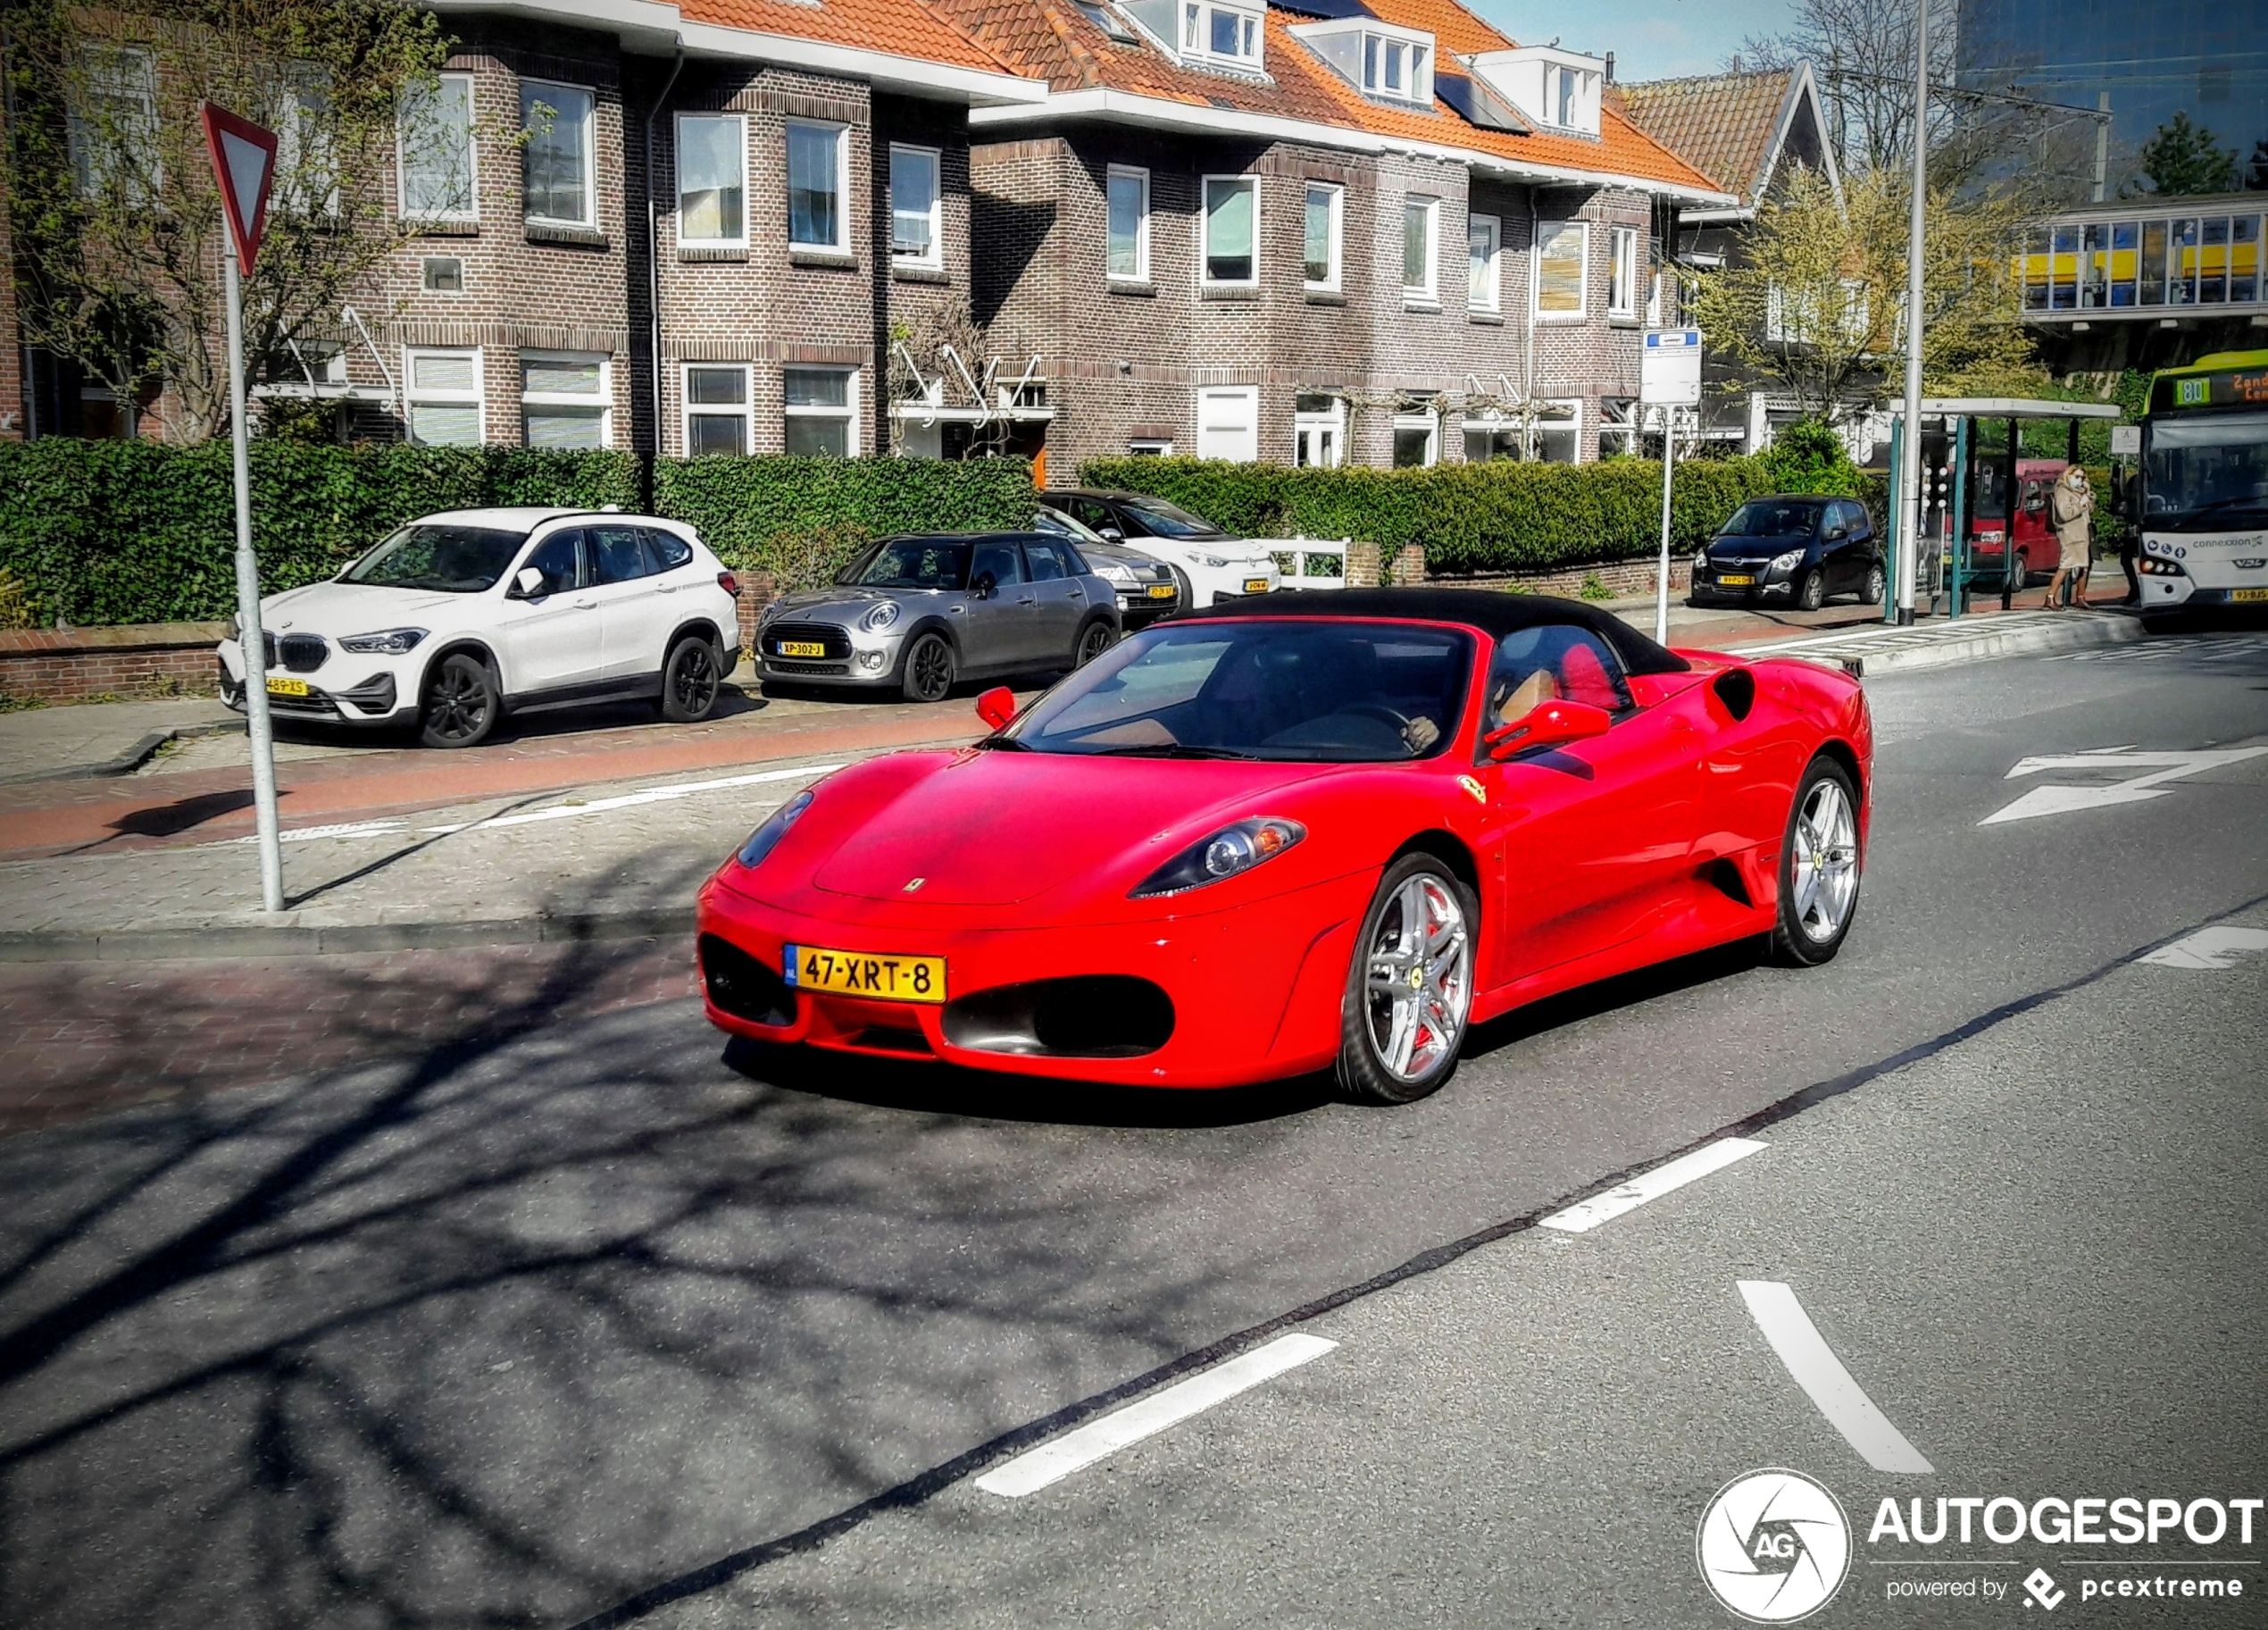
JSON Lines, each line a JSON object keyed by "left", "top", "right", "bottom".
{"left": 4, "top": 0, "right": 1727, "bottom": 477}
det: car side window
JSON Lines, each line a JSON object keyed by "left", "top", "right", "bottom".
{"left": 521, "top": 531, "right": 582, "bottom": 595}
{"left": 1024, "top": 539, "right": 1070, "bottom": 581}
{"left": 646, "top": 528, "right": 693, "bottom": 571}
{"left": 1071, "top": 498, "right": 1117, "bottom": 535}
{"left": 970, "top": 541, "right": 1023, "bottom": 597}
{"left": 591, "top": 524, "right": 653, "bottom": 585}
{"left": 1483, "top": 624, "right": 1632, "bottom": 738}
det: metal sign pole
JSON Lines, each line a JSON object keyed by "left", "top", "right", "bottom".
{"left": 1894, "top": 0, "right": 1930, "bottom": 627}
{"left": 223, "top": 239, "right": 285, "bottom": 913}
{"left": 1655, "top": 405, "right": 1675, "bottom": 645}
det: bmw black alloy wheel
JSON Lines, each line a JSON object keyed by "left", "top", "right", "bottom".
{"left": 420, "top": 653, "right": 496, "bottom": 748}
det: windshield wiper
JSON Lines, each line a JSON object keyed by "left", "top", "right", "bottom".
{"left": 974, "top": 735, "right": 1030, "bottom": 750}
{"left": 1086, "top": 743, "right": 1258, "bottom": 760}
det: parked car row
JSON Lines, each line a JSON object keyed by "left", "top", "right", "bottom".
{"left": 216, "top": 490, "right": 1284, "bottom": 745}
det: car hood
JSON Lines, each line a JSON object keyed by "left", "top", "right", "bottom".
{"left": 1705, "top": 534, "right": 1813, "bottom": 559}
{"left": 807, "top": 749, "right": 1337, "bottom": 906}
{"left": 256, "top": 579, "right": 471, "bottom": 631}
{"left": 1121, "top": 538, "right": 1271, "bottom": 567}
{"left": 769, "top": 587, "right": 959, "bottom": 623}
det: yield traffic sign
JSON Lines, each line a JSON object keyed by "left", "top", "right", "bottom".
{"left": 200, "top": 104, "right": 279, "bottom": 271}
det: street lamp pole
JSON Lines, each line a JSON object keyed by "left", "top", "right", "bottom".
{"left": 1895, "top": 0, "right": 1930, "bottom": 627}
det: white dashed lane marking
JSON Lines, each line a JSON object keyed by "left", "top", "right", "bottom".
{"left": 973, "top": 1333, "right": 1338, "bottom": 1499}
{"left": 1739, "top": 1281, "right": 1934, "bottom": 1475}
{"left": 2139, "top": 927, "right": 2268, "bottom": 970}
{"left": 1537, "top": 1138, "right": 1768, "bottom": 1234}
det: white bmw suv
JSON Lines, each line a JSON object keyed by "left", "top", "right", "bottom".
{"left": 216, "top": 507, "right": 742, "bottom": 748}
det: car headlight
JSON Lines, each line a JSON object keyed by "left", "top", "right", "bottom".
{"left": 737, "top": 789, "right": 815, "bottom": 868}
{"left": 1129, "top": 817, "right": 1305, "bottom": 899}
{"left": 1093, "top": 560, "right": 1137, "bottom": 585}
{"left": 858, "top": 601, "right": 901, "bottom": 633}
{"left": 1202, "top": 556, "right": 1230, "bottom": 569}
{"left": 338, "top": 627, "right": 428, "bottom": 655}
{"left": 1769, "top": 549, "right": 1805, "bottom": 574}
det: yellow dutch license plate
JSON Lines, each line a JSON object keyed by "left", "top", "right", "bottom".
{"left": 1147, "top": 583, "right": 1177, "bottom": 599}
{"left": 2231, "top": 587, "right": 2268, "bottom": 603}
{"left": 775, "top": 640, "right": 828, "bottom": 658}
{"left": 785, "top": 944, "right": 946, "bottom": 1003}
{"left": 266, "top": 676, "right": 310, "bottom": 697}
{"left": 1244, "top": 577, "right": 1272, "bottom": 594}
{"left": 1718, "top": 573, "right": 1755, "bottom": 587}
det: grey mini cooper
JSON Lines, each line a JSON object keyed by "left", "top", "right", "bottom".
{"left": 755, "top": 531, "right": 1122, "bottom": 702}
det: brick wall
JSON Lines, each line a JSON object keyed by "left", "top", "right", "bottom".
{"left": 0, "top": 625, "right": 228, "bottom": 705}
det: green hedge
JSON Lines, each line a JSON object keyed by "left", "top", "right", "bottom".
{"left": 0, "top": 440, "right": 1037, "bottom": 626}
{"left": 1080, "top": 455, "right": 1795, "bottom": 575}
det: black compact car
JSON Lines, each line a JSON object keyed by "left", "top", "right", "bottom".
{"left": 1688, "top": 496, "right": 1884, "bottom": 611}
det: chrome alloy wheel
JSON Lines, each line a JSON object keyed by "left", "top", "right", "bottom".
{"left": 1790, "top": 775, "right": 1859, "bottom": 943}
{"left": 1363, "top": 872, "right": 1472, "bottom": 1082}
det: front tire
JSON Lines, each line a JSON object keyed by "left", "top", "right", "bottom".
{"left": 659, "top": 635, "right": 722, "bottom": 722}
{"left": 419, "top": 652, "right": 499, "bottom": 748}
{"left": 1771, "top": 756, "right": 1862, "bottom": 966}
{"left": 902, "top": 631, "right": 955, "bottom": 703}
{"left": 1337, "top": 854, "right": 1476, "bottom": 1106}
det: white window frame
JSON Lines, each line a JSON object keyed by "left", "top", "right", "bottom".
{"left": 782, "top": 366, "right": 861, "bottom": 456}
{"left": 521, "top": 79, "right": 596, "bottom": 230}
{"left": 1646, "top": 266, "right": 1663, "bottom": 326}
{"left": 1532, "top": 397, "right": 1581, "bottom": 463}
{"left": 1107, "top": 164, "right": 1151, "bottom": 282}
{"left": 1607, "top": 224, "right": 1639, "bottom": 319}
{"left": 397, "top": 71, "right": 477, "bottom": 223}
{"left": 1195, "top": 385, "right": 1260, "bottom": 463}
{"left": 1293, "top": 397, "right": 1344, "bottom": 467}
{"left": 71, "top": 46, "right": 162, "bottom": 204}
{"left": 1303, "top": 182, "right": 1343, "bottom": 292}
{"left": 1391, "top": 405, "right": 1440, "bottom": 467}
{"left": 1361, "top": 32, "right": 1432, "bottom": 103}
{"left": 1128, "top": 437, "right": 1175, "bottom": 456}
{"left": 403, "top": 347, "right": 485, "bottom": 446}
{"left": 1402, "top": 195, "right": 1440, "bottom": 305}
{"left": 889, "top": 142, "right": 942, "bottom": 270}
{"left": 1596, "top": 397, "right": 1639, "bottom": 458}
{"left": 1180, "top": 0, "right": 1264, "bottom": 69}
{"left": 1202, "top": 174, "right": 1260, "bottom": 289}
{"left": 520, "top": 351, "right": 611, "bottom": 449}
{"left": 676, "top": 113, "right": 747, "bottom": 249}
{"left": 785, "top": 118, "right": 851, "bottom": 253}
{"left": 1532, "top": 218, "right": 1588, "bottom": 322}
{"left": 681, "top": 362, "right": 753, "bottom": 456}
{"left": 1468, "top": 211, "right": 1502, "bottom": 312}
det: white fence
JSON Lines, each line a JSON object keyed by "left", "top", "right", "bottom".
{"left": 1272, "top": 537, "right": 1349, "bottom": 590}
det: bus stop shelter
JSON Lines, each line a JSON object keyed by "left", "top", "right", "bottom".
{"left": 1885, "top": 397, "right": 2123, "bottom": 621}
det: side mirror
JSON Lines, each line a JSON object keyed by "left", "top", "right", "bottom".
{"left": 1486, "top": 699, "right": 1612, "bottom": 761}
{"left": 1824, "top": 525, "right": 1847, "bottom": 541}
{"left": 510, "top": 566, "right": 546, "bottom": 599}
{"left": 1100, "top": 527, "right": 1124, "bottom": 542}
{"left": 971, "top": 573, "right": 996, "bottom": 601}
{"left": 975, "top": 685, "right": 1017, "bottom": 731}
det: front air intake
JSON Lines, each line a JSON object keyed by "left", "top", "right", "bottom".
{"left": 941, "top": 975, "right": 1176, "bottom": 1058}
{"left": 699, "top": 934, "right": 796, "bottom": 1027}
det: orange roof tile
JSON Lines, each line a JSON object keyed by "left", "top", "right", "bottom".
{"left": 1611, "top": 69, "right": 1800, "bottom": 205}
{"left": 680, "top": 0, "right": 1021, "bottom": 77}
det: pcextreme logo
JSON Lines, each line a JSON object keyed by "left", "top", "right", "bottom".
{"left": 1697, "top": 1468, "right": 1853, "bottom": 1622}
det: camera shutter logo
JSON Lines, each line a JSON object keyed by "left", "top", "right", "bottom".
{"left": 1696, "top": 1468, "right": 1852, "bottom": 1622}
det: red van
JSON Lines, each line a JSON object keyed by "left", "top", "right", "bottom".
{"left": 1964, "top": 457, "right": 2068, "bottom": 585}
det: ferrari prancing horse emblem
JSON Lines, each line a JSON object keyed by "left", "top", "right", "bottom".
{"left": 904, "top": 876, "right": 925, "bottom": 892}
{"left": 1456, "top": 775, "right": 1487, "bottom": 805}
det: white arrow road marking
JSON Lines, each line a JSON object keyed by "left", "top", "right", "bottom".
{"left": 2139, "top": 927, "right": 2268, "bottom": 970}
{"left": 974, "top": 1333, "right": 1338, "bottom": 1498}
{"left": 1739, "top": 1282, "right": 1934, "bottom": 1475}
{"left": 1538, "top": 1138, "right": 1768, "bottom": 1234}
{"left": 1980, "top": 746, "right": 2268, "bottom": 826}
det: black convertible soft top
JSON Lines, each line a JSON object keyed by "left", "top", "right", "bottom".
{"left": 1169, "top": 587, "right": 1691, "bottom": 676}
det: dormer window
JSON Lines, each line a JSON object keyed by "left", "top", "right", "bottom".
{"left": 1183, "top": 0, "right": 1262, "bottom": 66}
{"left": 1467, "top": 46, "right": 1604, "bottom": 137}
{"left": 1290, "top": 17, "right": 1435, "bottom": 106}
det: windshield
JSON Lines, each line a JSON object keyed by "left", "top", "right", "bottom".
{"left": 2144, "top": 414, "right": 2268, "bottom": 531}
{"left": 1035, "top": 507, "right": 1108, "bottom": 548}
{"left": 1718, "top": 500, "right": 1825, "bottom": 539}
{"left": 1005, "top": 621, "right": 1472, "bottom": 763}
{"left": 342, "top": 525, "right": 528, "bottom": 592}
{"left": 841, "top": 538, "right": 970, "bottom": 589}
{"left": 1120, "top": 496, "right": 1228, "bottom": 539}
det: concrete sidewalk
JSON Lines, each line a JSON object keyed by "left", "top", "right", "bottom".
{"left": 0, "top": 696, "right": 245, "bottom": 785}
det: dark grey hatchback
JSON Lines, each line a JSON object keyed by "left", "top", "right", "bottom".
{"left": 1689, "top": 495, "right": 1884, "bottom": 611}
{"left": 754, "top": 532, "right": 1122, "bottom": 702}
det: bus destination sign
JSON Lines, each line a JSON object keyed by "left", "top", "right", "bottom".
{"left": 2157, "top": 366, "right": 2268, "bottom": 412}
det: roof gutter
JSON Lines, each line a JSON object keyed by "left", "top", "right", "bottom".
{"left": 969, "top": 88, "right": 1736, "bottom": 205}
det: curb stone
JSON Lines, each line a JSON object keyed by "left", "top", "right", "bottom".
{"left": 1739, "top": 610, "right": 2143, "bottom": 678}
{"left": 0, "top": 718, "right": 248, "bottom": 788}
{"left": 0, "top": 905, "right": 690, "bottom": 964}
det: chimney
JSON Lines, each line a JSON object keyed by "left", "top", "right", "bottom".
{"left": 1605, "top": 51, "right": 1614, "bottom": 83}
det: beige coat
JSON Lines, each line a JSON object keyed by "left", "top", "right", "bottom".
{"left": 2049, "top": 469, "right": 2093, "bottom": 568}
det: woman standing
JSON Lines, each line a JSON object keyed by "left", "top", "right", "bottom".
{"left": 2047, "top": 464, "right": 2094, "bottom": 609}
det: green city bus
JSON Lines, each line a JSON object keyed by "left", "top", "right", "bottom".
{"left": 2133, "top": 349, "right": 2268, "bottom": 611}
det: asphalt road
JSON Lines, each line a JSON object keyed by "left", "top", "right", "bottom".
{"left": 1, "top": 632, "right": 2264, "bottom": 1629}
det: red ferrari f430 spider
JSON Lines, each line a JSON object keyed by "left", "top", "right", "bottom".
{"left": 697, "top": 589, "right": 1870, "bottom": 1103}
